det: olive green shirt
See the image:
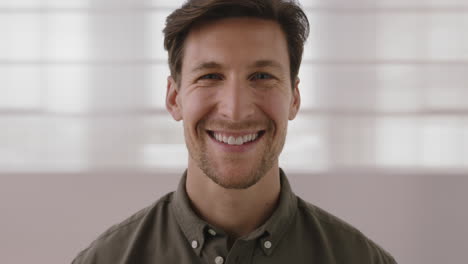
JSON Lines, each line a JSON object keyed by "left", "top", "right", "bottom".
{"left": 72, "top": 169, "right": 397, "bottom": 264}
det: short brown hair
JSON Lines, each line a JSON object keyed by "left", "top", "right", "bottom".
{"left": 163, "top": 0, "right": 309, "bottom": 87}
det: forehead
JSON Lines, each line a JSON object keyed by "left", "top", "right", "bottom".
{"left": 182, "top": 17, "right": 290, "bottom": 72}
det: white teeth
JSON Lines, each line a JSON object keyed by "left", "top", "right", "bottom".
{"left": 212, "top": 132, "right": 260, "bottom": 145}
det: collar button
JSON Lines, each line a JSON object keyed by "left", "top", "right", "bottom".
{"left": 208, "top": 228, "right": 217, "bottom": 236}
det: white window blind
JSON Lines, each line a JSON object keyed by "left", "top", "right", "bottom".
{"left": 1, "top": 0, "right": 467, "bottom": 173}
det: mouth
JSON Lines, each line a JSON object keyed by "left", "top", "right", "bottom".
{"left": 206, "top": 130, "right": 266, "bottom": 146}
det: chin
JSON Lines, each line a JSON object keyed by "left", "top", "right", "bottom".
{"left": 209, "top": 173, "right": 261, "bottom": 190}
{"left": 212, "top": 171, "right": 260, "bottom": 190}
{"left": 199, "top": 158, "right": 274, "bottom": 190}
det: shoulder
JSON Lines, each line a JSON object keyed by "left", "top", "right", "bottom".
{"left": 72, "top": 192, "right": 174, "bottom": 264}
{"left": 296, "top": 197, "right": 397, "bottom": 264}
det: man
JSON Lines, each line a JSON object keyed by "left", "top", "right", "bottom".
{"left": 73, "top": 0, "right": 397, "bottom": 263}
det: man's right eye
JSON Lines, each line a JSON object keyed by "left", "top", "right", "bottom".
{"left": 199, "top": 74, "right": 222, "bottom": 80}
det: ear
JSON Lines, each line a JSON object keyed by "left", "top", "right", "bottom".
{"left": 166, "top": 76, "right": 182, "bottom": 121}
{"left": 288, "top": 77, "right": 301, "bottom": 120}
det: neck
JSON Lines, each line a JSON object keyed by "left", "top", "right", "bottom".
{"left": 186, "top": 163, "right": 281, "bottom": 240}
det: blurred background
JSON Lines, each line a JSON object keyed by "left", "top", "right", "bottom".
{"left": 0, "top": 0, "right": 467, "bottom": 263}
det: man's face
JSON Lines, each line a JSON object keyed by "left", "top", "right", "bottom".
{"left": 166, "top": 17, "right": 300, "bottom": 189}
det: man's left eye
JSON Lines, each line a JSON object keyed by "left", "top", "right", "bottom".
{"left": 251, "top": 73, "right": 273, "bottom": 80}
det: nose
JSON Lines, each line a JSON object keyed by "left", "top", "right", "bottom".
{"left": 217, "top": 78, "right": 255, "bottom": 121}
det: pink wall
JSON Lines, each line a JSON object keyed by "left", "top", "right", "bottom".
{"left": 1, "top": 170, "right": 467, "bottom": 264}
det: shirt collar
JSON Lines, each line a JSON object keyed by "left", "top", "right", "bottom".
{"left": 171, "top": 170, "right": 208, "bottom": 256}
{"left": 171, "top": 168, "right": 298, "bottom": 257}
{"left": 243, "top": 168, "right": 298, "bottom": 256}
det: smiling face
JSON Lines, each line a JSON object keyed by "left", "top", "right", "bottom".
{"left": 166, "top": 17, "right": 300, "bottom": 189}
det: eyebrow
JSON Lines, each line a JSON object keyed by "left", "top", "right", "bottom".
{"left": 191, "top": 61, "right": 223, "bottom": 73}
{"left": 251, "top": 60, "right": 283, "bottom": 70}
{"left": 190, "top": 60, "right": 283, "bottom": 74}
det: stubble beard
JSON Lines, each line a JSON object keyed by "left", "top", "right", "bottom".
{"left": 185, "top": 119, "right": 287, "bottom": 190}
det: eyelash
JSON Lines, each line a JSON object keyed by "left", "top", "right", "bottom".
{"left": 198, "top": 72, "right": 274, "bottom": 81}
{"left": 250, "top": 72, "right": 273, "bottom": 80}
{"left": 199, "top": 73, "right": 222, "bottom": 80}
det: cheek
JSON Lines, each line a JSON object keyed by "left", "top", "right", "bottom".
{"left": 260, "top": 92, "right": 292, "bottom": 123}
{"left": 180, "top": 89, "right": 215, "bottom": 126}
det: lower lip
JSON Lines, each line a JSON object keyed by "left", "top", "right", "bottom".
{"left": 207, "top": 132, "right": 263, "bottom": 153}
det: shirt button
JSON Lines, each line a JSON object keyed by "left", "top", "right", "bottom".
{"left": 214, "top": 256, "right": 224, "bottom": 264}
{"left": 264, "top": 240, "right": 272, "bottom": 249}
{"left": 191, "top": 240, "right": 198, "bottom": 249}
{"left": 208, "top": 229, "right": 217, "bottom": 236}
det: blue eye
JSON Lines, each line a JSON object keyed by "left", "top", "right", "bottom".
{"left": 252, "top": 73, "right": 273, "bottom": 80}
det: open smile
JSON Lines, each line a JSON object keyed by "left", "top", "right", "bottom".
{"left": 206, "top": 130, "right": 266, "bottom": 147}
